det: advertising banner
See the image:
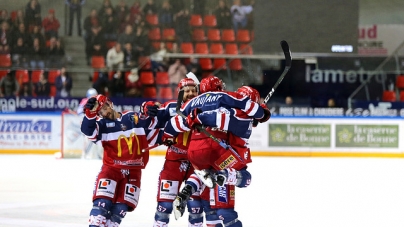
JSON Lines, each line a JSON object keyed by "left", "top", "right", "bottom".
{"left": 268, "top": 124, "right": 331, "bottom": 147}
{"left": 358, "top": 24, "right": 404, "bottom": 56}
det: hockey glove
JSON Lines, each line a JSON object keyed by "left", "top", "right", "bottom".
{"left": 161, "top": 132, "right": 176, "bottom": 146}
{"left": 252, "top": 119, "right": 259, "bottom": 127}
{"left": 141, "top": 101, "right": 159, "bottom": 117}
{"left": 186, "top": 108, "right": 203, "bottom": 129}
{"left": 84, "top": 97, "right": 100, "bottom": 118}
{"left": 258, "top": 104, "right": 271, "bottom": 123}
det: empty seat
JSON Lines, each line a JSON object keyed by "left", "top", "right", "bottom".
{"left": 221, "top": 29, "right": 235, "bottom": 42}
{"left": 225, "top": 43, "right": 238, "bottom": 55}
{"left": 146, "top": 14, "right": 159, "bottom": 26}
{"left": 382, "top": 90, "right": 396, "bottom": 102}
{"left": 192, "top": 29, "right": 207, "bottom": 42}
{"left": 165, "top": 42, "right": 174, "bottom": 51}
{"left": 143, "top": 86, "right": 157, "bottom": 98}
{"left": 239, "top": 44, "right": 253, "bottom": 55}
{"left": 236, "top": 29, "right": 251, "bottom": 43}
{"left": 181, "top": 42, "right": 194, "bottom": 54}
{"left": 15, "top": 70, "right": 29, "bottom": 84}
{"left": 50, "top": 85, "right": 57, "bottom": 97}
{"left": 203, "top": 15, "right": 217, "bottom": 27}
{"left": 207, "top": 29, "right": 221, "bottom": 42}
{"left": 228, "top": 59, "right": 242, "bottom": 71}
{"left": 190, "top": 14, "right": 203, "bottom": 27}
{"left": 138, "top": 56, "right": 152, "bottom": 70}
{"left": 140, "top": 71, "right": 155, "bottom": 85}
{"left": 48, "top": 70, "right": 60, "bottom": 84}
{"left": 151, "top": 42, "right": 161, "bottom": 51}
{"left": 195, "top": 43, "right": 209, "bottom": 54}
{"left": 0, "top": 54, "right": 12, "bottom": 68}
{"left": 396, "top": 75, "right": 404, "bottom": 90}
{"left": 91, "top": 55, "right": 106, "bottom": 69}
{"left": 158, "top": 86, "right": 173, "bottom": 99}
{"left": 213, "top": 59, "right": 227, "bottom": 70}
{"left": 148, "top": 27, "right": 161, "bottom": 41}
{"left": 400, "top": 91, "right": 404, "bottom": 101}
{"left": 156, "top": 71, "right": 170, "bottom": 85}
{"left": 199, "top": 58, "right": 213, "bottom": 70}
{"left": 0, "top": 70, "right": 9, "bottom": 80}
{"left": 31, "top": 70, "right": 44, "bottom": 83}
{"left": 162, "top": 28, "right": 176, "bottom": 41}
{"left": 210, "top": 43, "right": 224, "bottom": 54}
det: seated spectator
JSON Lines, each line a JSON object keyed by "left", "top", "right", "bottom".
{"left": 11, "top": 10, "right": 25, "bottom": 32}
{"left": 143, "top": 0, "right": 158, "bottom": 15}
{"left": 55, "top": 67, "right": 73, "bottom": 97}
{"left": 46, "top": 37, "right": 65, "bottom": 68}
{"left": 174, "top": 9, "right": 191, "bottom": 43}
{"left": 125, "top": 68, "right": 142, "bottom": 97}
{"left": 98, "top": 0, "right": 115, "bottom": 18}
{"left": 27, "top": 37, "right": 45, "bottom": 69}
{"left": 19, "top": 82, "right": 33, "bottom": 97}
{"left": 215, "top": 0, "right": 232, "bottom": 29}
{"left": 285, "top": 96, "right": 293, "bottom": 106}
{"left": 34, "top": 71, "right": 50, "bottom": 96}
{"left": 186, "top": 57, "right": 202, "bottom": 80}
{"left": 115, "top": 0, "right": 129, "bottom": 25}
{"left": 83, "top": 9, "right": 100, "bottom": 40}
{"left": 168, "top": 58, "right": 187, "bottom": 94}
{"left": 100, "top": 7, "right": 118, "bottom": 40}
{"left": 11, "top": 23, "right": 31, "bottom": 47}
{"left": 123, "top": 42, "right": 138, "bottom": 69}
{"left": 92, "top": 67, "right": 109, "bottom": 95}
{"left": 11, "top": 37, "right": 29, "bottom": 67}
{"left": 158, "top": 1, "right": 173, "bottom": 28}
{"left": 42, "top": 9, "right": 60, "bottom": 39}
{"left": 118, "top": 24, "right": 136, "bottom": 47}
{"left": 106, "top": 42, "right": 124, "bottom": 71}
{"left": 327, "top": 98, "right": 336, "bottom": 107}
{"left": 25, "top": 0, "right": 42, "bottom": 28}
{"left": 0, "top": 21, "right": 11, "bottom": 54}
{"left": 85, "top": 24, "right": 106, "bottom": 65}
{"left": 109, "top": 70, "right": 125, "bottom": 97}
{"left": 0, "top": 71, "right": 19, "bottom": 97}
{"left": 170, "top": 42, "right": 179, "bottom": 53}
{"left": 133, "top": 25, "right": 150, "bottom": 57}
{"left": 150, "top": 42, "right": 168, "bottom": 72}
{"left": 230, "top": 0, "right": 254, "bottom": 33}
{"left": 30, "top": 25, "right": 46, "bottom": 47}
{"left": 119, "top": 14, "right": 132, "bottom": 34}
{"left": 0, "top": 10, "right": 12, "bottom": 26}
{"left": 129, "top": 0, "right": 142, "bottom": 22}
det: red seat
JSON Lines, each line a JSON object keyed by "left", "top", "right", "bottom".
{"left": 143, "top": 86, "right": 157, "bottom": 98}
{"left": 207, "top": 29, "right": 221, "bottom": 42}
{"left": 210, "top": 43, "right": 224, "bottom": 54}
{"left": 50, "top": 85, "right": 57, "bottom": 97}
{"left": 92, "top": 71, "right": 99, "bottom": 83}
{"left": 138, "top": 56, "right": 152, "bottom": 70}
{"left": 146, "top": 14, "right": 159, "bottom": 26}
{"left": 148, "top": 28, "right": 161, "bottom": 41}
{"left": 0, "top": 54, "right": 12, "bottom": 68}
{"left": 31, "top": 70, "right": 44, "bottom": 83}
{"left": 239, "top": 44, "right": 253, "bottom": 55}
{"left": 91, "top": 56, "right": 106, "bottom": 69}
{"left": 396, "top": 75, "right": 404, "bottom": 90}
{"left": 140, "top": 71, "right": 155, "bottom": 85}
{"left": 190, "top": 14, "right": 203, "bottom": 27}
{"left": 166, "top": 42, "right": 174, "bottom": 51}
{"left": 48, "top": 70, "right": 60, "bottom": 84}
{"left": 382, "top": 90, "right": 396, "bottom": 102}
{"left": 195, "top": 43, "right": 209, "bottom": 54}
{"left": 236, "top": 29, "right": 251, "bottom": 43}
{"left": 151, "top": 41, "right": 161, "bottom": 51}
{"left": 162, "top": 28, "right": 176, "bottom": 41}
{"left": 158, "top": 86, "right": 173, "bottom": 99}
{"left": 199, "top": 58, "right": 213, "bottom": 70}
{"left": 400, "top": 91, "right": 404, "bottom": 101}
{"left": 228, "top": 59, "right": 242, "bottom": 71}
{"left": 225, "top": 43, "right": 238, "bottom": 55}
{"left": 181, "top": 42, "right": 194, "bottom": 54}
{"left": 213, "top": 59, "right": 227, "bottom": 70}
{"left": 203, "top": 15, "right": 217, "bottom": 27}
{"left": 106, "top": 41, "right": 117, "bottom": 49}
{"left": 15, "top": 70, "right": 29, "bottom": 84}
{"left": 221, "top": 29, "right": 235, "bottom": 42}
{"left": 0, "top": 70, "right": 9, "bottom": 80}
{"left": 156, "top": 72, "right": 170, "bottom": 85}
{"left": 192, "top": 29, "right": 207, "bottom": 42}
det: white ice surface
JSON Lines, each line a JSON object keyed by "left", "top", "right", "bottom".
{"left": 0, "top": 155, "right": 404, "bottom": 227}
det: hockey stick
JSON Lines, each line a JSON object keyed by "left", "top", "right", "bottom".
{"left": 263, "top": 40, "right": 292, "bottom": 104}
{"left": 176, "top": 90, "right": 244, "bottom": 164}
{"left": 141, "top": 143, "right": 160, "bottom": 152}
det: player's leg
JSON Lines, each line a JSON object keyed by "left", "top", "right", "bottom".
{"left": 89, "top": 198, "right": 112, "bottom": 227}
{"left": 187, "top": 199, "right": 204, "bottom": 227}
{"left": 173, "top": 173, "right": 202, "bottom": 219}
{"left": 212, "top": 185, "right": 241, "bottom": 227}
{"left": 217, "top": 208, "right": 242, "bottom": 227}
{"left": 201, "top": 190, "right": 223, "bottom": 227}
{"left": 107, "top": 203, "right": 128, "bottom": 227}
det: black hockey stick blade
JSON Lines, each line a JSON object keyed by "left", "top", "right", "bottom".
{"left": 263, "top": 40, "right": 292, "bottom": 104}
{"left": 176, "top": 90, "right": 185, "bottom": 117}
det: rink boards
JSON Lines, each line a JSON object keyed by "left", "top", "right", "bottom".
{"left": 0, "top": 113, "right": 403, "bottom": 158}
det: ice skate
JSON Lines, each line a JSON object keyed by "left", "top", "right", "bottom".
{"left": 194, "top": 169, "right": 216, "bottom": 188}
{"left": 173, "top": 184, "right": 193, "bottom": 220}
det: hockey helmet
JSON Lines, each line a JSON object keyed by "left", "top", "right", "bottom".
{"left": 236, "top": 86, "right": 261, "bottom": 103}
{"left": 199, "top": 75, "right": 225, "bottom": 93}
{"left": 177, "top": 78, "right": 198, "bottom": 93}
{"left": 86, "top": 88, "right": 98, "bottom": 98}
{"left": 95, "top": 94, "right": 114, "bottom": 115}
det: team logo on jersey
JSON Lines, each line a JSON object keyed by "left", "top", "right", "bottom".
{"left": 159, "top": 180, "right": 179, "bottom": 200}
{"left": 218, "top": 155, "right": 236, "bottom": 169}
{"left": 130, "top": 113, "right": 139, "bottom": 124}
{"left": 106, "top": 122, "right": 115, "bottom": 127}
{"left": 179, "top": 161, "right": 189, "bottom": 172}
{"left": 121, "top": 124, "right": 127, "bottom": 131}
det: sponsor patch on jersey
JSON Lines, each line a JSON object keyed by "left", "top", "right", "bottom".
{"left": 96, "top": 178, "right": 117, "bottom": 198}
{"left": 106, "top": 122, "right": 115, "bottom": 128}
{"left": 217, "top": 185, "right": 228, "bottom": 203}
{"left": 124, "top": 184, "right": 140, "bottom": 206}
{"left": 218, "top": 155, "right": 236, "bottom": 169}
{"left": 159, "top": 180, "right": 179, "bottom": 200}
{"left": 169, "top": 107, "right": 176, "bottom": 116}
{"left": 120, "top": 124, "right": 127, "bottom": 131}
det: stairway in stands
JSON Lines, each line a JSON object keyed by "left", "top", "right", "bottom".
{"left": 63, "top": 36, "right": 93, "bottom": 97}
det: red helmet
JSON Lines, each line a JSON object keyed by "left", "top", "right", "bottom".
{"left": 96, "top": 94, "right": 114, "bottom": 110}
{"left": 177, "top": 78, "right": 198, "bottom": 93}
{"left": 236, "top": 86, "right": 260, "bottom": 103}
{"left": 199, "top": 75, "right": 225, "bottom": 93}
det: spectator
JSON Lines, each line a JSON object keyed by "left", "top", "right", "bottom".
{"left": 133, "top": 13, "right": 146, "bottom": 29}
{"left": 85, "top": 24, "right": 106, "bottom": 65}
{"left": 25, "top": 0, "right": 41, "bottom": 27}
{"left": 0, "top": 10, "right": 12, "bottom": 26}
{"left": 174, "top": 9, "right": 191, "bottom": 43}
{"left": 133, "top": 25, "right": 150, "bottom": 56}
{"left": 109, "top": 70, "right": 125, "bottom": 97}
{"left": 27, "top": 38, "right": 45, "bottom": 69}
{"left": 129, "top": 0, "right": 142, "bottom": 22}
{"left": 193, "top": 0, "right": 206, "bottom": 16}
{"left": 125, "top": 68, "right": 142, "bottom": 97}
{"left": 123, "top": 42, "right": 137, "bottom": 69}
{"left": 169, "top": 0, "right": 185, "bottom": 14}
{"left": 34, "top": 71, "right": 50, "bottom": 96}
{"left": 167, "top": 58, "right": 187, "bottom": 94}
{"left": 11, "top": 23, "right": 31, "bottom": 48}
{"left": 0, "top": 21, "right": 11, "bottom": 54}
{"left": 230, "top": 0, "right": 254, "bottom": 33}
{"left": 100, "top": 7, "right": 118, "bottom": 40}
{"left": 150, "top": 42, "right": 168, "bottom": 72}
{"left": 170, "top": 42, "right": 179, "bottom": 53}
{"left": 0, "top": 71, "right": 19, "bottom": 97}
{"left": 158, "top": 1, "right": 173, "bottom": 28}
{"left": 19, "top": 82, "right": 33, "bottom": 97}
{"left": 66, "top": 0, "right": 85, "bottom": 36}
{"left": 115, "top": 0, "right": 129, "bottom": 24}
{"left": 92, "top": 67, "right": 109, "bottom": 95}
{"left": 185, "top": 57, "right": 202, "bottom": 79}
{"left": 98, "top": 0, "right": 114, "bottom": 18}
{"left": 106, "top": 42, "right": 124, "bottom": 71}
{"left": 119, "top": 14, "right": 132, "bottom": 34}
{"left": 30, "top": 25, "right": 45, "bottom": 47}
{"left": 327, "top": 98, "right": 336, "bottom": 107}
{"left": 215, "top": 0, "right": 232, "bottom": 29}
{"left": 143, "top": 0, "right": 158, "bottom": 15}
{"left": 11, "top": 10, "right": 25, "bottom": 32}
{"left": 117, "top": 24, "right": 136, "bottom": 47}
{"left": 46, "top": 37, "right": 65, "bottom": 68}
{"left": 11, "top": 37, "right": 29, "bottom": 67}
{"left": 83, "top": 9, "right": 100, "bottom": 40}
{"left": 55, "top": 67, "right": 73, "bottom": 97}
{"left": 285, "top": 96, "right": 293, "bottom": 106}
{"left": 42, "top": 9, "right": 60, "bottom": 39}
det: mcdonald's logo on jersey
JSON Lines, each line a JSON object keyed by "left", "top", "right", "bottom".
{"left": 117, "top": 133, "right": 141, "bottom": 156}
